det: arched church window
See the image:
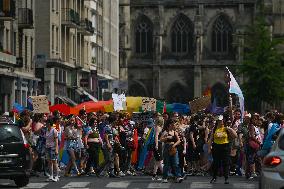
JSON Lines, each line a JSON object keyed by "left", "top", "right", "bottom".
{"left": 211, "top": 15, "right": 233, "bottom": 53}
{"left": 171, "top": 14, "right": 193, "bottom": 54}
{"left": 135, "top": 16, "right": 153, "bottom": 54}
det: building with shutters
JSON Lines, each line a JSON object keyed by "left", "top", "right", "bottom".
{"left": 0, "top": 0, "right": 39, "bottom": 112}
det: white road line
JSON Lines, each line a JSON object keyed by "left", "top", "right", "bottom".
{"left": 62, "top": 182, "right": 90, "bottom": 188}
{"left": 190, "top": 182, "right": 213, "bottom": 189}
{"left": 233, "top": 183, "right": 256, "bottom": 189}
{"left": 22, "top": 183, "right": 49, "bottom": 189}
{"left": 147, "top": 183, "right": 171, "bottom": 189}
{"left": 105, "top": 181, "right": 130, "bottom": 188}
{"left": 1, "top": 183, "right": 10, "bottom": 186}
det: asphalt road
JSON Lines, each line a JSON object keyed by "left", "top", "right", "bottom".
{"left": 0, "top": 175, "right": 259, "bottom": 189}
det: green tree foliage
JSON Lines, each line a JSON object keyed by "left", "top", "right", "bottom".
{"left": 240, "top": 14, "right": 284, "bottom": 110}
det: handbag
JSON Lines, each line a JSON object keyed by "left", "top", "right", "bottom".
{"left": 168, "top": 146, "right": 177, "bottom": 156}
{"left": 248, "top": 138, "right": 260, "bottom": 150}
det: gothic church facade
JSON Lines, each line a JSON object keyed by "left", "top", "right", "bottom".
{"left": 119, "top": 0, "right": 256, "bottom": 105}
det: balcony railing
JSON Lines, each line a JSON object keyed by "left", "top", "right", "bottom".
{"left": 61, "top": 8, "right": 80, "bottom": 28}
{"left": 0, "top": 0, "right": 16, "bottom": 20}
{"left": 78, "top": 19, "right": 95, "bottom": 35}
{"left": 18, "top": 8, "right": 34, "bottom": 29}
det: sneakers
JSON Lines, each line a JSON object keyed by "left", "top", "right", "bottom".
{"left": 54, "top": 176, "right": 60, "bottom": 182}
{"left": 210, "top": 178, "right": 217, "bottom": 183}
{"left": 126, "top": 170, "right": 132, "bottom": 176}
{"left": 152, "top": 176, "right": 162, "bottom": 181}
{"left": 251, "top": 172, "right": 258, "bottom": 177}
{"left": 118, "top": 171, "right": 125, "bottom": 177}
{"left": 162, "top": 179, "right": 168, "bottom": 183}
{"left": 176, "top": 177, "right": 184, "bottom": 183}
{"left": 46, "top": 176, "right": 58, "bottom": 182}
{"left": 46, "top": 176, "right": 53, "bottom": 182}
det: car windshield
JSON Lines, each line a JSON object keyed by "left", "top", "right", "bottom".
{"left": 0, "top": 125, "right": 22, "bottom": 143}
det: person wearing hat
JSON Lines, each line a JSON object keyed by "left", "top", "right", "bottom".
{"left": 208, "top": 114, "right": 237, "bottom": 184}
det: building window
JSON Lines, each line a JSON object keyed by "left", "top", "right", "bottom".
{"left": 25, "top": 36, "right": 28, "bottom": 69}
{"left": 5, "top": 29, "right": 9, "bottom": 52}
{"left": 31, "top": 37, "right": 33, "bottom": 69}
{"left": 211, "top": 15, "right": 233, "bottom": 53}
{"left": 22, "top": 90, "right": 27, "bottom": 107}
{"left": 52, "top": 25, "right": 55, "bottom": 52}
{"left": 171, "top": 14, "right": 193, "bottom": 54}
{"left": 135, "top": 16, "right": 153, "bottom": 54}
{"left": 12, "top": 32, "right": 16, "bottom": 55}
{"left": 56, "top": 26, "right": 59, "bottom": 52}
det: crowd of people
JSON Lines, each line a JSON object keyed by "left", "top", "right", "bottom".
{"left": 6, "top": 107, "right": 284, "bottom": 184}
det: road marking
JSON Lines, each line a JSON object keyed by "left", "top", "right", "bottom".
{"left": 106, "top": 181, "right": 130, "bottom": 188}
{"left": 22, "top": 183, "right": 49, "bottom": 189}
{"left": 1, "top": 183, "right": 10, "bottom": 186}
{"left": 190, "top": 182, "right": 213, "bottom": 189}
{"left": 62, "top": 182, "right": 90, "bottom": 188}
{"left": 233, "top": 183, "right": 256, "bottom": 189}
{"left": 147, "top": 183, "right": 171, "bottom": 188}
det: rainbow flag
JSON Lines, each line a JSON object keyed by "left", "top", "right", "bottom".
{"left": 138, "top": 128, "right": 155, "bottom": 169}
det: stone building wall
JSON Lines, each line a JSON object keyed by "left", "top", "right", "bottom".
{"left": 120, "top": 0, "right": 256, "bottom": 103}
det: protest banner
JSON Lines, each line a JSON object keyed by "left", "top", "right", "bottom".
{"left": 189, "top": 96, "right": 211, "bottom": 114}
{"left": 112, "top": 93, "right": 126, "bottom": 111}
{"left": 132, "top": 112, "right": 153, "bottom": 123}
{"left": 30, "top": 95, "right": 50, "bottom": 113}
{"left": 141, "top": 97, "right": 156, "bottom": 112}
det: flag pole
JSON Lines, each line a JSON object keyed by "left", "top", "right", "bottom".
{"left": 225, "top": 67, "right": 233, "bottom": 123}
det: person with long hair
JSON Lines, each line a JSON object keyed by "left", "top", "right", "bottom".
{"left": 64, "top": 115, "right": 80, "bottom": 177}
{"left": 208, "top": 115, "right": 237, "bottom": 184}
{"left": 160, "top": 119, "right": 183, "bottom": 183}
{"left": 152, "top": 115, "right": 164, "bottom": 181}
{"left": 45, "top": 118, "right": 59, "bottom": 182}
{"left": 85, "top": 117, "right": 101, "bottom": 176}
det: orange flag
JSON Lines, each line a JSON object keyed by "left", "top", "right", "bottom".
{"left": 131, "top": 128, "right": 139, "bottom": 164}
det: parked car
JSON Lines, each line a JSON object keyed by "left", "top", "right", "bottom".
{"left": 0, "top": 121, "right": 31, "bottom": 187}
{"left": 259, "top": 128, "right": 284, "bottom": 189}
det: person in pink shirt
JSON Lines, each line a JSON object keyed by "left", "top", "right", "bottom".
{"left": 45, "top": 118, "right": 59, "bottom": 182}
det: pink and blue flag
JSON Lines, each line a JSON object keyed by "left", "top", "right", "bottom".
{"left": 226, "top": 67, "right": 244, "bottom": 119}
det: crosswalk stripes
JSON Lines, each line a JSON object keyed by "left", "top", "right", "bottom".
{"left": 233, "top": 183, "right": 256, "bottom": 189}
{"left": 61, "top": 182, "right": 90, "bottom": 188}
{"left": 105, "top": 181, "right": 130, "bottom": 188}
{"left": 22, "top": 183, "right": 49, "bottom": 189}
{"left": 147, "top": 183, "right": 171, "bottom": 188}
{"left": 15, "top": 180, "right": 258, "bottom": 189}
{"left": 190, "top": 182, "right": 213, "bottom": 189}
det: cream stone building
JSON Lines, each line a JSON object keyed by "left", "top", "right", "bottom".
{"left": 34, "top": 0, "right": 119, "bottom": 104}
{"left": 0, "top": 0, "right": 38, "bottom": 112}
{"left": 35, "top": 0, "right": 96, "bottom": 104}
{"left": 120, "top": 0, "right": 256, "bottom": 105}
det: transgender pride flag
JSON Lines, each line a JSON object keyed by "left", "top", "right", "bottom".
{"left": 226, "top": 67, "right": 245, "bottom": 119}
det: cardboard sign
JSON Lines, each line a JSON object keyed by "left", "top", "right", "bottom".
{"left": 30, "top": 95, "right": 50, "bottom": 113}
{"left": 112, "top": 93, "right": 126, "bottom": 111}
{"left": 141, "top": 97, "right": 156, "bottom": 112}
{"left": 132, "top": 112, "right": 153, "bottom": 123}
{"left": 189, "top": 96, "right": 211, "bottom": 114}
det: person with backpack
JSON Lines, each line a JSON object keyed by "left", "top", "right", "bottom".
{"left": 208, "top": 115, "right": 237, "bottom": 184}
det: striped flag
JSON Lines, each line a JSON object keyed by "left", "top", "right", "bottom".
{"left": 226, "top": 67, "right": 244, "bottom": 119}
